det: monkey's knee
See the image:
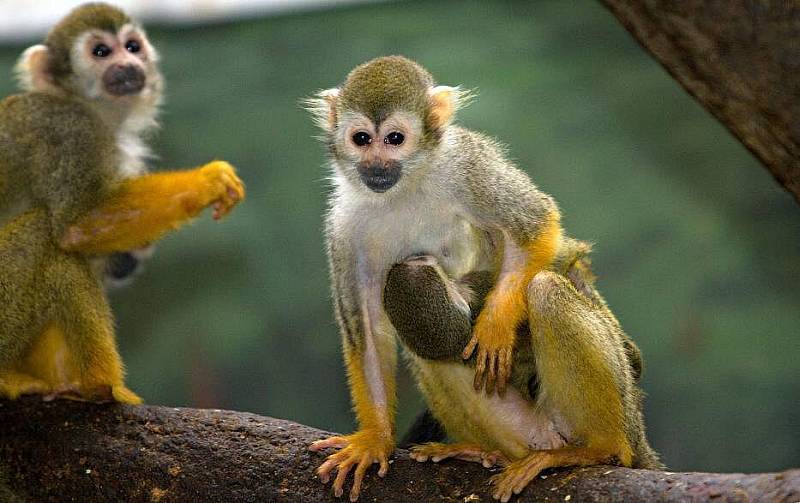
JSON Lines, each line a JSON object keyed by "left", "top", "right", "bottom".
{"left": 385, "top": 256, "right": 472, "bottom": 360}
{"left": 527, "top": 271, "right": 581, "bottom": 321}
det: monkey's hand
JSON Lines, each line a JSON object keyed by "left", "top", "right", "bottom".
{"left": 197, "top": 160, "right": 246, "bottom": 220}
{"left": 309, "top": 429, "right": 394, "bottom": 501}
{"left": 462, "top": 287, "right": 523, "bottom": 395}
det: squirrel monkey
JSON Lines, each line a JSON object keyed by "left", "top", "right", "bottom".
{"left": 307, "top": 56, "right": 657, "bottom": 501}
{"left": 0, "top": 3, "right": 245, "bottom": 405}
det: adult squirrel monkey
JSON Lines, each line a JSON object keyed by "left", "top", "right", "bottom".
{"left": 307, "top": 56, "right": 658, "bottom": 501}
{"left": 0, "top": 3, "right": 244, "bottom": 404}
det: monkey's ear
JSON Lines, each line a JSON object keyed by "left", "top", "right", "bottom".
{"left": 428, "top": 85, "right": 472, "bottom": 130}
{"left": 14, "top": 45, "right": 55, "bottom": 93}
{"left": 305, "top": 88, "right": 340, "bottom": 131}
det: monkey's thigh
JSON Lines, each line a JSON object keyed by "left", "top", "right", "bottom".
{"left": 0, "top": 210, "right": 112, "bottom": 378}
{"left": 0, "top": 210, "right": 54, "bottom": 369}
{"left": 526, "top": 271, "right": 629, "bottom": 435}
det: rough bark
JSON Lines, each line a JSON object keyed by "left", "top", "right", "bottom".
{"left": 0, "top": 398, "right": 798, "bottom": 502}
{"left": 600, "top": 0, "right": 800, "bottom": 204}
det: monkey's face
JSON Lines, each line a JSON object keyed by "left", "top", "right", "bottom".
{"left": 336, "top": 110, "right": 425, "bottom": 194}
{"left": 70, "top": 24, "right": 160, "bottom": 103}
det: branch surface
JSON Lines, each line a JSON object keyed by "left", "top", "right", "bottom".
{"left": 0, "top": 398, "right": 797, "bottom": 502}
{"left": 600, "top": 0, "right": 800, "bottom": 203}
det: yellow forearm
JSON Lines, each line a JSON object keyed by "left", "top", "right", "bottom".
{"left": 59, "top": 161, "right": 244, "bottom": 254}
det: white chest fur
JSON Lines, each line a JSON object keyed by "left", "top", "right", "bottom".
{"left": 115, "top": 129, "right": 149, "bottom": 178}
{"left": 333, "top": 183, "right": 492, "bottom": 281}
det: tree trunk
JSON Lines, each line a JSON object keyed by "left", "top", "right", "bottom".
{"left": 0, "top": 398, "right": 797, "bottom": 502}
{"left": 600, "top": 0, "right": 800, "bottom": 204}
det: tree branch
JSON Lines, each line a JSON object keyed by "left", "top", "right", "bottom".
{"left": 1, "top": 398, "right": 797, "bottom": 502}
{"left": 600, "top": 0, "right": 800, "bottom": 204}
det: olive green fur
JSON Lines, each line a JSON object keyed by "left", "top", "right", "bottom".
{"left": 384, "top": 238, "right": 662, "bottom": 469}
{"left": 45, "top": 3, "right": 131, "bottom": 85}
{"left": 340, "top": 56, "right": 434, "bottom": 133}
{"left": 0, "top": 92, "right": 118, "bottom": 237}
{"left": 0, "top": 5, "right": 140, "bottom": 395}
{"left": 0, "top": 209, "right": 113, "bottom": 372}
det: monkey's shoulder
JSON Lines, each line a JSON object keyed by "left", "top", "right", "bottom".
{"left": 445, "top": 126, "right": 510, "bottom": 162}
{"left": 1, "top": 92, "right": 106, "bottom": 139}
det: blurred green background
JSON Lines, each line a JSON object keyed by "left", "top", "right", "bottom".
{"left": 1, "top": 0, "right": 797, "bottom": 474}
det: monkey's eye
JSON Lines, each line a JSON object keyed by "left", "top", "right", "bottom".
{"left": 92, "top": 44, "right": 112, "bottom": 58}
{"left": 125, "top": 40, "right": 141, "bottom": 53}
{"left": 384, "top": 132, "right": 405, "bottom": 146}
{"left": 352, "top": 132, "right": 372, "bottom": 146}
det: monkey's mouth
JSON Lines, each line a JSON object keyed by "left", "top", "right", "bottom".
{"left": 103, "top": 65, "right": 146, "bottom": 96}
{"left": 357, "top": 162, "right": 402, "bottom": 193}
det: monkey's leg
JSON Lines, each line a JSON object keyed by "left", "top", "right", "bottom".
{"left": 310, "top": 242, "right": 397, "bottom": 501}
{"left": 47, "top": 255, "right": 142, "bottom": 404}
{"left": 59, "top": 161, "right": 245, "bottom": 254}
{"left": 490, "top": 271, "right": 633, "bottom": 501}
{"left": 410, "top": 442, "right": 508, "bottom": 468}
{"left": 0, "top": 210, "right": 56, "bottom": 399}
{"left": 310, "top": 339, "right": 396, "bottom": 500}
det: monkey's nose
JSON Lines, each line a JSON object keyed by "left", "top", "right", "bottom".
{"left": 103, "top": 64, "right": 146, "bottom": 96}
{"left": 358, "top": 161, "right": 402, "bottom": 193}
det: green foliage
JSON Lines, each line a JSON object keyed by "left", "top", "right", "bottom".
{"left": 0, "top": 0, "right": 797, "bottom": 473}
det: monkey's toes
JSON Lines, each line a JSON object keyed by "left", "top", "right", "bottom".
{"left": 410, "top": 442, "right": 506, "bottom": 466}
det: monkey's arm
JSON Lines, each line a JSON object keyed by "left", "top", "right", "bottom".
{"left": 460, "top": 143, "right": 562, "bottom": 395}
{"left": 59, "top": 161, "right": 244, "bottom": 254}
{"left": 309, "top": 235, "right": 397, "bottom": 501}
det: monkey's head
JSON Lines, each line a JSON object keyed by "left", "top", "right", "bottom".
{"left": 15, "top": 3, "right": 162, "bottom": 112}
{"left": 308, "top": 56, "right": 469, "bottom": 194}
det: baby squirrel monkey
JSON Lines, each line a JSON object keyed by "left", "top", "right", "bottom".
{"left": 307, "top": 56, "right": 658, "bottom": 501}
{"left": 0, "top": 3, "right": 244, "bottom": 404}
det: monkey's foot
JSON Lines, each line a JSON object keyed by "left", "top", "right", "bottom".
{"left": 0, "top": 371, "right": 50, "bottom": 399}
{"left": 490, "top": 451, "right": 551, "bottom": 502}
{"left": 309, "top": 429, "right": 393, "bottom": 501}
{"left": 410, "top": 442, "right": 508, "bottom": 468}
{"left": 490, "top": 447, "right": 615, "bottom": 502}
{"left": 199, "top": 161, "right": 246, "bottom": 220}
{"left": 462, "top": 307, "right": 517, "bottom": 395}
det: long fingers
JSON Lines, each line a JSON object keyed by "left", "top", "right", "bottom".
{"left": 462, "top": 333, "right": 478, "bottom": 360}
{"left": 332, "top": 454, "right": 358, "bottom": 498}
{"left": 472, "top": 346, "right": 512, "bottom": 396}
{"left": 350, "top": 454, "right": 372, "bottom": 502}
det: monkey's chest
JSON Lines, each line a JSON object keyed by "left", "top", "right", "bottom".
{"left": 357, "top": 203, "right": 491, "bottom": 278}
{"left": 409, "top": 357, "right": 569, "bottom": 460}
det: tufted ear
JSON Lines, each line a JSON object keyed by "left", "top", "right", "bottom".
{"left": 428, "top": 85, "right": 473, "bottom": 130}
{"left": 304, "top": 88, "right": 340, "bottom": 131}
{"left": 14, "top": 45, "right": 55, "bottom": 93}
